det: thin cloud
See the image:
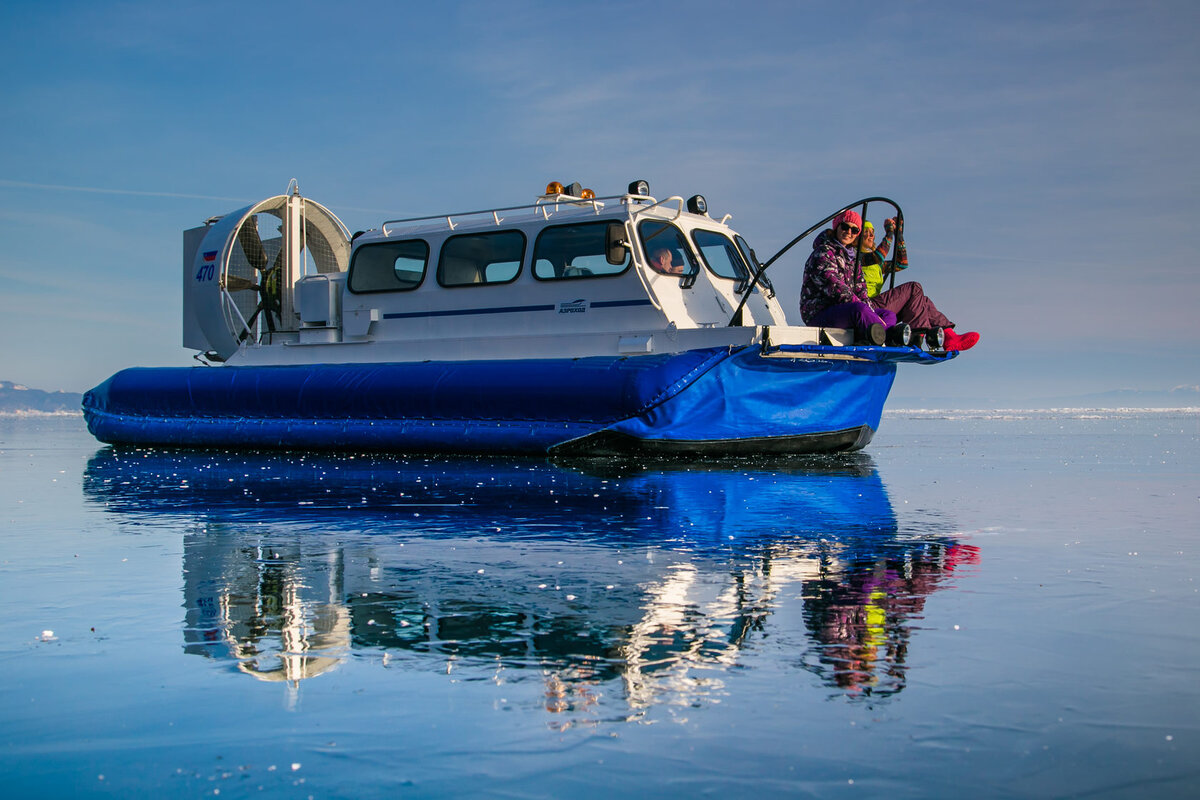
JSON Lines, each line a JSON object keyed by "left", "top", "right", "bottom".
{"left": 0, "top": 179, "right": 251, "bottom": 203}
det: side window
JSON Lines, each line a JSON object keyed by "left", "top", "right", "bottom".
{"left": 638, "top": 220, "right": 697, "bottom": 276}
{"left": 348, "top": 239, "right": 429, "bottom": 293}
{"left": 438, "top": 230, "right": 526, "bottom": 287}
{"left": 532, "top": 221, "right": 630, "bottom": 280}
{"left": 691, "top": 229, "right": 750, "bottom": 282}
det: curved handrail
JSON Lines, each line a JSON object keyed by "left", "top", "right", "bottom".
{"left": 727, "top": 197, "right": 903, "bottom": 326}
{"left": 628, "top": 195, "right": 685, "bottom": 222}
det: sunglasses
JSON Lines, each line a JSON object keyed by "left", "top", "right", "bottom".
{"left": 838, "top": 223, "right": 860, "bottom": 235}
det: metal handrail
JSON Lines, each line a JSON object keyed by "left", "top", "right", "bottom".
{"left": 726, "top": 197, "right": 904, "bottom": 327}
{"left": 379, "top": 194, "right": 647, "bottom": 236}
{"left": 377, "top": 192, "right": 696, "bottom": 238}
{"left": 628, "top": 196, "right": 685, "bottom": 222}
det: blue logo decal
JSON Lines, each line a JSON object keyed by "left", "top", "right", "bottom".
{"left": 557, "top": 299, "right": 589, "bottom": 314}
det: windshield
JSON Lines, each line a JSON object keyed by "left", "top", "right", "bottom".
{"left": 691, "top": 229, "right": 750, "bottom": 283}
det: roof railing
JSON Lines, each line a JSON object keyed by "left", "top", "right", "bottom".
{"left": 629, "top": 196, "right": 686, "bottom": 222}
{"left": 380, "top": 193, "right": 656, "bottom": 237}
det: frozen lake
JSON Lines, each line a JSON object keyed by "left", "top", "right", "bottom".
{"left": 1, "top": 410, "right": 1197, "bottom": 798}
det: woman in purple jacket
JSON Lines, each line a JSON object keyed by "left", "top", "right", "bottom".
{"left": 800, "top": 210, "right": 896, "bottom": 344}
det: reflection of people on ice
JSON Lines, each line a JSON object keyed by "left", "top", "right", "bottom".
{"left": 544, "top": 670, "right": 600, "bottom": 726}
{"left": 802, "top": 542, "right": 981, "bottom": 696}
{"left": 800, "top": 210, "right": 979, "bottom": 351}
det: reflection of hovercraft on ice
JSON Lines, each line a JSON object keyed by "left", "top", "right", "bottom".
{"left": 82, "top": 450, "right": 976, "bottom": 704}
{"left": 185, "top": 539, "right": 350, "bottom": 694}
{"left": 82, "top": 449, "right": 903, "bottom": 544}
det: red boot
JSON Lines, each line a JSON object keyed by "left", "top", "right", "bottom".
{"left": 943, "top": 329, "right": 980, "bottom": 352}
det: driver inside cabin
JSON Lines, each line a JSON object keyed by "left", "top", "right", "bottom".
{"left": 648, "top": 246, "right": 685, "bottom": 275}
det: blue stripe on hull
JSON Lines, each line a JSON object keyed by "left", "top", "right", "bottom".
{"left": 381, "top": 298, "right": 653, "bottom": 320}
{"left": 83, "top": 346, "right": 912, "bottom": 455}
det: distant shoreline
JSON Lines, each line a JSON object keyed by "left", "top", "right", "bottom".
{"left": 0, "top": 409, "right": 84, "bottom": 417}
{"left": 884, "top": 407, "right": 1199, "bottom": 415}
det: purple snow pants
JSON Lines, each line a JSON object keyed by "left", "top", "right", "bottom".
{"left": 808, "top": 301, "right": 897, "bottom": 332}
{"left": 872, "top": 282, "right": 953, "bottom": 329}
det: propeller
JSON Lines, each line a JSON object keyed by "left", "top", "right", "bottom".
{"left": 202, "top": 190, "right": 351, "bottom": 360}
{"left": 231, "top": 214, "right": 283, "bottom": 337}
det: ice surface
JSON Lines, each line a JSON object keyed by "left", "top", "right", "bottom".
{"left": 0, "top": 412, "right": 1197, "bottom": 798}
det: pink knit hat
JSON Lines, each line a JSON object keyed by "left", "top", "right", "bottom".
{"left": 831, "top": 209, "right": 862, "bottom": 232}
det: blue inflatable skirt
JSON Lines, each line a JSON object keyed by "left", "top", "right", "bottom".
{"left": 83, "top": 345, "right": 949, "bottom": 455}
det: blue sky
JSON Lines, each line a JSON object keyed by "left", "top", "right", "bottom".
{"left": 1, "top": 0, "right": 1196, "bottom": 403}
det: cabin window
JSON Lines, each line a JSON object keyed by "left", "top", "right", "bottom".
{"left": 691, "top": 229, "right": 750, "bottom": 282}
{"left": 532, "top": 221, "right": 630, "bottom": 280}
{"left": 637, "top": 220, "right": 698, "bottom": 276}
{"left": 437, "top": 230, "right": 526, "bottom": 287}
{"left": 348, "top": 239, "right": 429, "bottom": 293}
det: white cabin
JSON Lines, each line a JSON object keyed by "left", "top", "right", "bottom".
{"left": 183, "top": 180, "right": 846, "bottom": 368}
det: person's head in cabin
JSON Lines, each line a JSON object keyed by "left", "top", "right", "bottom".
{"left": 649, "top": 247, "right": 683, "bottom": 275}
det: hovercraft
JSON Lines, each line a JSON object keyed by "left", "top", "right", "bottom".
{"left": 83, "top": 179, "right": 952, "bottom": 455}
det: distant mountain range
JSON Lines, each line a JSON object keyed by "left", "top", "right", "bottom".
{"left": 0, "top": 381, "right": 84, "bottom": 413}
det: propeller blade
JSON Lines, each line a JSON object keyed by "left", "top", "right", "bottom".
{"left": 236, "top": 215, "right": 269, "bottom": 272}
{"left": 221, "top": 275, "right": 260, "bottom": 293}
{"left": 244, "top": 303, "right": 277, "bottom": 337}
{"left": 261, "top": 301, "right": 276, "bottom": 333}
